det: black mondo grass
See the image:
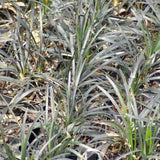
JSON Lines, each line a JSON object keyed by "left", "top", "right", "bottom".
{"left": 0, "top": 0, "right": 160, "bottom": 160}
